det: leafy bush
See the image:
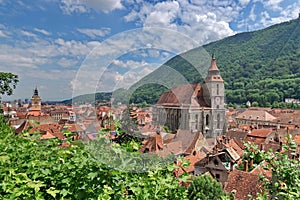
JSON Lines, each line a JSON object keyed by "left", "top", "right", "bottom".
{"left": 0, "top": 116, "right": 189, "bottom": 199}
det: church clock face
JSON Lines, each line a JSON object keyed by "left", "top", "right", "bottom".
{"left": 215, "top": 96, "right": 221, "bottom": 105}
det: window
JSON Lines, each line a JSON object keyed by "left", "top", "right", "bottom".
{"left": 216, "top": 174, "right": 220, "bottom": 180}
{"left": 206, "top": 114, "right": 209, "bottom": 126}
{"left": 217, "top": 84, "right": 219, "bottom": 95}
{"left": 214, "top": 159, "right": 219, "bottom": 166}
{"left": 217, "top": 114, "right": 220, "bottom": 129}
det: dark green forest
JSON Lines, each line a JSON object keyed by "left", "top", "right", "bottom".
{"left": 66, "top": 17, "right": 300, "bottom": 107}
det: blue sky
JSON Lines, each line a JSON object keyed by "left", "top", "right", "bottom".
{"left": 0, "top": 0, "right": 299, "bottom": 101}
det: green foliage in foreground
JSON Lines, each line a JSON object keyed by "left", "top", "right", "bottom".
{"left": 188, "top": 175, "right": 232, "bottom": 200}
{"left": 243, "top": 136, "right": 300, "bottom": 200}
{"left": 0, "top": 117, "right": 189, "bottom": 199}
{"left": 0, "top": 72, "right": 19, "bottom": 97}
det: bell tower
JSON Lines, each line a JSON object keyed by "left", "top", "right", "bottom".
{"left": 203, "top": 50, "right": 225, "bottom": 137}
{"left": 203, "top": 50, "right": 224, "bottom": 109}
{"left": 31, "top": 87, "right": 41, "bottom": 111}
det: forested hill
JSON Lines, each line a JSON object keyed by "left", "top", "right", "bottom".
{"left": 65, "top": 18, "right": 300, "bottom": 106}
{"left": 129, "top": 17, "right": 300, "bottom": 106}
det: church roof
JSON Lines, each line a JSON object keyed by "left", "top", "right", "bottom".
{"left": 205, "top": 55, "right": 224, "bottom": 82}
{"left": 156, "top": 83, "right": 208, "bottom": 107}
{"left": 208, "top": 58, "right": 219, "bottom": 72}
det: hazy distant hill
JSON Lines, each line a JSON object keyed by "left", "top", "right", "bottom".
{"left": 65, "top": 17, "right": 300, "bottom": 106}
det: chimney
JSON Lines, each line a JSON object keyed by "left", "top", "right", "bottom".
{"left": 250, "top": 158, "right": 253, "bottom": 168}
{"left": 230, "top": 161, "right": 234, "bottom": 171}
{"left": 244, "top": 160, "right": 249, "bottom": 172}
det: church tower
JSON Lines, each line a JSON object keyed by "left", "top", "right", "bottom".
{"left": 203, "top": 51, "right": 224, "bottom": 108}
{"left": 203, "top": 51, "right": 225, "bottom": 137}
{"left": 31, "top": 87, "right": 41, "bottom": 111}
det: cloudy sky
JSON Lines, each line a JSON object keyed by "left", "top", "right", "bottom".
{"left": 0, "top": 0, "right": 299, "bottom": 101}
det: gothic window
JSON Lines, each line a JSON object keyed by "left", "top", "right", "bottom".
{"left": 217, "top": 113, "right": 220, "bottom": 129}
{"left": 206, "top": 114, "right": 209, "bottom": 126}
{"left": 217, "top": 84, "right": 219, "bottom": 95}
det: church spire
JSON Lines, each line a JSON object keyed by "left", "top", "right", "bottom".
{"left": 34, "top": 86, "right": 39, "bottom": 96}
{"left": 208, "top": 49, "right": 219, "bottom": 72}
{"left": 212, "top": 48, "right": 215, "bottom": 59}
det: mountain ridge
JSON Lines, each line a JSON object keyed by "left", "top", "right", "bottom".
{"left": 64, "top": 17, "right": 300, "bottom": 106}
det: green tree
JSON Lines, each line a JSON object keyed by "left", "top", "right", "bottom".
{"left": 252, "top": 101, "right": 259, "bottom": 107}
{"left": 278, "top": 102, "right": 287, "bottom": 109}
{"left": 0, "top": 116, "right": 189, "bottom": 199}
{"left": 0, "top": 72, "right": 19, "bottom": 96}
{"left": 244, "top": 136, "right": 300, "bottom": 199}
{"left": 272, "top": 101, "right": 279, "bottom": 108}
{"left": 119, "top": 106, "right": 138, "bottom": 134}
{"left": 187, "top": 175, "right": 231, "bottom": 200}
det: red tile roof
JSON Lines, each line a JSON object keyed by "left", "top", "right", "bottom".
{"left": 175, "top": 151, "right": 206, "bottom": 177}
{"left": 247, "top": 129, "right": 273, "bottom": 138}
{"left": 224, "top": 170, "right": 262, "bottom": 200}
{"left": 157, "top": 83, "right": 208, "bottom": 107}
{"left": 236, "top": 109, "right": 277, "bottom": 122}
{"left": 156, "top": 140, "right": 182, "bottom": 157}
{"left": 250, "top": 161, "right": 272, "bottom": 178}
{"left": 293, "top": 134, "right": 300, "bottom": 145}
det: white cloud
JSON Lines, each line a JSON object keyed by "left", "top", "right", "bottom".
{"left": 143, "top": 1, "right": 180, "bottom": 28}
{"left": 124, "top": 0, "right": 240, "bottom": 45}
{"left": 264, "top": 0, "right": 284, "bottom": 11}
{"left": 249, "top": 4, "right": 256, "bottom": 22}
{"left": 77, "top": 28, "right": 111, "bottom": 39}
{"left": 57, "top": 57, "right": 78, "bottom": 68}
{"left": 34, "top": 28, "right": 51, "bottom": 36}
{"left": 111, "top": 59, "right": 147, "bottom": 69}
{"left": 97, "top": 63, "right": 157, "bottom": 92}
{"left": 60, "top": 0, "right": 123, "bottom": 14}
{"left": 239, "top": 0, "right": 251, "bottom": 6}
{"left": 250, "top": 1, "right": 300, "bottom": 30}
{"left": 20, "top": 30, "right": 37, "bottom": 38}
{"left": 70, "top": 27, "right": 203, "bottom": 97}
{"left": 0, "top": 26, "right": 102, "bottom": 100}
{"left": 0, "top": 30, "right": 8, "bottom": 38}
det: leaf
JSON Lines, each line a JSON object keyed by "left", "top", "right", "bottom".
{"left": 0, "top": 155, "right": 9, "bottom": 162}
{"left": 88, "top": 172, "right": 98, "bottom": 180}
{"left": 60, "top": 189, "right": 70, "bottom": 197}
{"left": 28, "top": 181, "right": 46, "bottom": 193}
{"left": 46, "top": 187, "right": 60, "bottom": 198}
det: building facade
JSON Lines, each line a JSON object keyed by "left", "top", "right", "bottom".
{"left": 152, "top": 54, "right": 225, "bottom": 138}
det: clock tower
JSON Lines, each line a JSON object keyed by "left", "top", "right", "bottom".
{"left": 31, "top": 87, "right": 41, "bottom": 111}
{"left": 203, "top": 51, "right": 225, "bottom": 137}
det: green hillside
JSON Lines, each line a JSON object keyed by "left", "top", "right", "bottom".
{"left": 65, "top": 17, "right": 300, "bottom": 106}
{"left": 61, "top": 92, "right": 112, "bottom": 105}
{"left": 128, "top": 17, "right": 300, "bottom": 106}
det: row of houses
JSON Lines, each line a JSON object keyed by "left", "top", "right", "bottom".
{"left": 135, "top": 106, "right": 300, "bottom": 199}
